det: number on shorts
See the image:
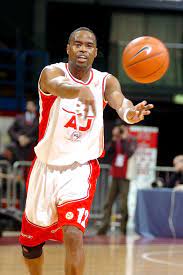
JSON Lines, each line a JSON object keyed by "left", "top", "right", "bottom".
{"left": 77, "top": 208, "right": 89, "bottom": 228}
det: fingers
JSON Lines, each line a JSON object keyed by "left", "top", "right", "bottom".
{"left": 76, "top": 100, "right": 96, "bottom": 118}
{"left": 141, "top": 109, "right": 151, "bottom": 116}
{"left": 84, "top": 104, "right": 89, "bottom": 119}
{"left": 90, "top": 101, "right": 96, "bottom": 117}
{"left": 135, "top": 101, "right": 154, "bottom": 110}
{"left": 144, "top": 104, "right": 154, "bottom": 110}
{"left": 135, "top": 100, "right": 147, "bottom": 111}
{"left": 131, "top": 100, "right": 153, "bottom": 123}
{"left": 134, "top": 110, "right": 151, "bottom": 122}
{"left": 139, "top": 114, "right": 144, "bottom": 120}
{"left": 76, "top": 102, "right": 83, "bottom": 116}
{"left": 83, "top": 101, "right": 96, "bottom": 118}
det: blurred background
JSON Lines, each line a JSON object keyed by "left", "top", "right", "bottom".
{"left": 0, "top": 0, "right": 183, "bottom": 238}
{"left": 0, "top": 0, "right": 183, "bottom": 165}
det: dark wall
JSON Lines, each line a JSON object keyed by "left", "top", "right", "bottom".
{"left": 0, "top": 0, "right": 34, "bottom": 48}
{"left": 99, "top": 0, "right": 183, "bottom": 11}
{"left": 104, "top": 100, "right": 183, "bottom": 166}
{"left": 46, "top": 3, "right": 111, "bottom": 70}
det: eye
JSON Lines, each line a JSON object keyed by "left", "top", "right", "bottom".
{"left": 87, "top": 44, "right": 94, "bottom": 48}
{"left": 75, "top": 42, "right": 81, "bottom": 48}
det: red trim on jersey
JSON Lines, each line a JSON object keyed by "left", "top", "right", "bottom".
{"left": 65, "top": 63, "right": 93, "bottom": 85}
{"left": 38, "top": 91, "right": 57, "bottom": 141}
{"left": 19, "top": 213, "right": 63, "bottom": 247}
{"left": 102, "top": 74, "right": 109, "bottom": 109}
{"left": 103, "top": 100, "right": 107, "bottom": 109}
{"left": 25, "top": 214, "right": 58, "bottom": 229}
{"left": 62, "top": 107, "right": 95, "bottom": 118}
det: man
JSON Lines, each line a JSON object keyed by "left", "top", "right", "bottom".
{"left": 166, "top": 155, "right": 183, "bottom": 189}
{"left": 97, "top": 125, "right": 137, "bottom": 235}
{"left": 8, "top": 100, "right": 38, "bottom": 161}
{"left": 19, "top": 27, "right": 153, "bottom": 275}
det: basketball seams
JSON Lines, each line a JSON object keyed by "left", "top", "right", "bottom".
{"left": 126, "top": 52, "right": 166, "bottom": 68}
{"left": 129, "top": 57, "right": 168, "bottom": 81}
{"left": 122, "top": 36, "right": 169, "bottom": 83}
{"left": 123, "top": 42, "right": 166, "bottom": 56}
{"left": 122, "top": 36, "right": 167, "bottom": 56}
{"left": 137, "top": 58, "right": 169, "bottom": 79}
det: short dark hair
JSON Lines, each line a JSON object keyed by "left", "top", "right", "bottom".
{"left": 68, "top": 27, "right": 97, "bottom": 45}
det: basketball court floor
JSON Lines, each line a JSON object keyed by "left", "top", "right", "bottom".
{"left": 0, "top": 232, "right": 183, "bottom": 275}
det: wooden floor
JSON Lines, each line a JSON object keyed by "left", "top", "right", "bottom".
{"left": 1, "top": 235, "right": 183, "bottom": 275}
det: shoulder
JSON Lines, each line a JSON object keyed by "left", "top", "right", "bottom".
{"left": 41, "top": 63, "right": 65, "bottom": 79}
{"left": 106, "top": 74, "right": 120, "bottom": 87}
{"left": 104, "top": 74, "right": 122, "bottom": 97}
{"left": 92, "top": 67, "right": 111, "bottom": 78}
{"left": 39, "top": 63, "right": 66, "bottom": 94}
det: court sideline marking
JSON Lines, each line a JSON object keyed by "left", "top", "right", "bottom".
{"left": 142, "top": 250, "right": 183, "bottom": 267}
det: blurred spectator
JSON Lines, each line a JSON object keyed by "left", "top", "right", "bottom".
{"left": 97, "top": 125, "right": 137, "bottom": 235}
{"left": 7, "top": 100, "right": 39, "bottom": 161}
{"left": 0, "top": 144, "right": 16, "bottom": 164}
{"left": 166, "top": 155, "right": 183, "bottom": 189}
{"left": 151, "top": 177, "right": 164, "bottom": 188}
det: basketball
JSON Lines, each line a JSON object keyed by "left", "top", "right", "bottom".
{"left": 122, "top": 36, "right": 170, "bottom": 83}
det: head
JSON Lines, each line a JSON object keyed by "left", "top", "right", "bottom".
{"left": 173, "top": 155, "right": 183, "bottom": 172}
{"left": 3, "top": 144, "right": 16, "bottom": 161}
{"left": 26, "top": 100, "right": 37, "bottom": 114}
{"left": 119, "top": 125, "right": 128, "bottom": 139}
{"left": 112, "top": 126, "right": 121, "bottom": 141}
{"left": 67, "top": 27, "right": 97, "bottom": 70}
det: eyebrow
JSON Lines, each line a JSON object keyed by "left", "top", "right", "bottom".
{"left": 74, "top": 39, "right": 94, "bottom": 43}
{"left": 74, "top": 40, "right": 95, "bottom": 46}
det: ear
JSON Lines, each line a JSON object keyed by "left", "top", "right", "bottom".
{"left": 94, "top": 47, "right": 98, "bottom": 58}
{"left": 66, "top": 44, "right": 70, "bottom": 55}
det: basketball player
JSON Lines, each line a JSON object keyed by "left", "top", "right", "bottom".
{"left": 19, "top": 27, "right": 153, "bottom": 275}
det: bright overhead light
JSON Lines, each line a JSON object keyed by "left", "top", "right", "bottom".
{"left": 173, "top": 94, "right": 183, "bottom": 104}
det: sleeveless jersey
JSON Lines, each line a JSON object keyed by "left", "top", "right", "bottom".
{"left": 34, "top": 62, "right": 110, "bottom": 165}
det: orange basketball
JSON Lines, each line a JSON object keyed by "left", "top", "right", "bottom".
{"left": 122, "top": 36, "right": 169, "bottom": 83}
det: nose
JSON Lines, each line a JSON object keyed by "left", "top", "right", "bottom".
{"left": 79, "top": 44, "right": 87, "bottom": 52}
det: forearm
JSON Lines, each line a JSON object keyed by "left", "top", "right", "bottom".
{"left": 46, "top": 76, "right": 82, "bottom": 98}
{"left": 105, "top": 74, "right": 153, "bottom": 124}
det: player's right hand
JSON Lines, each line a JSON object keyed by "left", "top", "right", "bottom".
{"left": 126, "top": 100, "right": 154, "bottom": 123}
{"left": 77, "top": 86, "right": 96, "bottom": 118}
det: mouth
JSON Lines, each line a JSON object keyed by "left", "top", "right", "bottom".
{"left": 77, "top": 55, "right": 88, "bottom": 62}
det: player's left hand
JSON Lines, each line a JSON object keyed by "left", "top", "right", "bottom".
{"left": 126, "top": 100, "right": 154, "bottom": 124}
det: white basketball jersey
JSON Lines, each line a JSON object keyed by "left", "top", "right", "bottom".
{"left": 34, "top": 62, "right": 110, "bottom": 165}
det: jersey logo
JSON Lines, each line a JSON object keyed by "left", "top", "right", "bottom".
{"left": 64, "top": 115, "right": 92, "bottom": 132}
{"left": 65, "top": 212, "right": 74, "bottom": 220}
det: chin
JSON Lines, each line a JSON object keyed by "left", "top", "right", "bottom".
{"left": 76, "top": 62, "right": 88, "bottom": 69}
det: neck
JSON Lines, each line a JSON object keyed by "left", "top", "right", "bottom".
{"left": 68, "top": 61, "right": 91, "bottom": 82}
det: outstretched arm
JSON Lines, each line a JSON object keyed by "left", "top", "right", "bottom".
{"left": 40, "top": 65, "right": 82, "bottom": 98}
{"left": 104, "top": 75, "right": 153, "bottom": 124}
{"left": 40, "top": 65, "right": 96, "bottom": 117}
